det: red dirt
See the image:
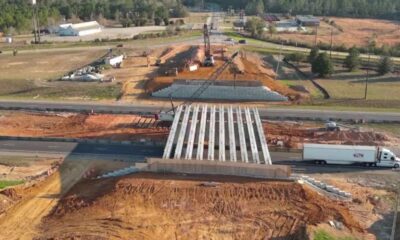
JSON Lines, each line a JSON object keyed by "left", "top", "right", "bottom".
{"left": 146, "top": 46, "right": 301, "bottom": 100}
{"left": 264, "top": 121, "right": 393, "bottom": 149}
{"left": 0, "top": 111, "right": 169, "bottom": 141}
{"left": 36, "top": 173, "right": 365, "bottom": 239}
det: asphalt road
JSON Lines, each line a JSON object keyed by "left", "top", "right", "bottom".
{"left": 0, "top": 140, "right": 164, "bottom": 161}
{"left": 1, "top": 99, "right": 400, "bottom": 122}
{"left": 1, "top": 139, "right": 398, "bottom": 175}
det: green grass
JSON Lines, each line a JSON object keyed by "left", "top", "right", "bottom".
{"left": 0, "top": 180, "right": 25, "bottom": 190}
{"left": 316, "top": 79, "right": 400, "bottom": 101}
{"left": 271, "top": 102, "right": 400, "bottom": 113}
{"left": 0, "top": 82, "right": 122, "bottom": 101}
{"left": 279, "top": 79, "right": 323, "bottom": 98}
{"left": 314, "top": 230, "right": 358, "bottom": 240}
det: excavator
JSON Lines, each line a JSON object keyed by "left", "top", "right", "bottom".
{"left": 156, "top": 51, "right": 239, "bottom": 122}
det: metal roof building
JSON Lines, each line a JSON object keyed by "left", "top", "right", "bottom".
{"left": 58, "top": 21, "right": 102, "bottom": 36}
{"left": 296, "top": 16, "right": 320, "bottom": 26}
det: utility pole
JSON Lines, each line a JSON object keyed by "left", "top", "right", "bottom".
{"left": 330, "top": 28, "right": 333, "bottom": 60}
{"left": 275, "top": 41, "right": 283, "bottom": 80}
{"left": 31, "top": 0, "right": 40, "bottom": 44}
{"left": 364, "top": 51, "right": 371, "bottom": 100}
{"left": 314, "top": 25, "right": 318, "bottom": 47}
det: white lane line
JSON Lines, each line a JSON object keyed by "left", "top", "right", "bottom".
{"left": 1, "top": 143, "right": 15, "bottom": 147}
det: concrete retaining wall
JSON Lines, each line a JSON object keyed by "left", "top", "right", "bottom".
{"left": 146, "top": 158, "right": 291, "bottom": 179}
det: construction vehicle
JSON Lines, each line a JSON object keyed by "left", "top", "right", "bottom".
{"left": 157, "top": 51, "right": 239, "bottom": 122}
{"left": 325, "top": 121, "right": 340, "bottom": 131}
{"left": 203, "top": 24, "right": 215, "bottom": 67}
{"left": 303, "top": 143, "right": 400, "bottom": 168}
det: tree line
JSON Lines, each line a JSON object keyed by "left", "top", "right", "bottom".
{"left": 202, "top": 0, "right": 400, "bottom": 20}
{"left": 0, "top": 0, "right": 188, "bottom": 34}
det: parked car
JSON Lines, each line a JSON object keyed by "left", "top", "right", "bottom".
{"left": 238, "top": 39, "right": 247, "bottom": 44}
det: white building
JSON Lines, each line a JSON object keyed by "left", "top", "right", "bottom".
{"left": 5, "top": 35, "right": 13, "bottom": 43}
{"left": 58, "top": 21, "right": 102, "bottom": 36}
{"left": 274, "top": 20, "right": 305, "bottom": 32}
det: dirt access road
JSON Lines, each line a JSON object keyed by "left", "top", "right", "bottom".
{"left": 0, "top": 159, "right": 92, "bottom": 240}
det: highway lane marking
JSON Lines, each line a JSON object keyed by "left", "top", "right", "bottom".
{"left": 1, "top": 143, "right": 15, "bottom": 147}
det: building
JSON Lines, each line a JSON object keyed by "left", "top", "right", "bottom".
{"left": 5, "top": 35, "right": 13, "bottom": 43}
{"left": 58, "top": 21, "right": 102, "bottom": 36}
{"left": 275, "top": 20, "right": 303, "bottom": 32}
{"left": 296, "top": 15, "right": 320, "bottom": 27}
{"left": 264, "top": 14, "right": 280, "bottom": 22}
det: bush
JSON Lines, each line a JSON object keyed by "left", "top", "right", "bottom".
{"left": 312, "top": 53, "right": 334, "bottom": 77}
{"left": 308, "top": 47, "right": 320, "bottom": 63}
{"left": 285, "top": 52, "right": 306, "bottom": 64}
{"left": 344, "top": 47, "right": 361, "bottom": 71}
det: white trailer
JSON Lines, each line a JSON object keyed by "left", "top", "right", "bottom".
{"left": 303, "top": 143, "right": 400, "bottom": 168}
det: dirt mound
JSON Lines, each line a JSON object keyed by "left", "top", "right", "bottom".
{"left": 147, "top": 46, "right": 300, "bottom": 100}
{"left": 38, "top": 173, "right": 365, "bottom": 239}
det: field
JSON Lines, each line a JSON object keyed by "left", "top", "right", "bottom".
{"left": 275, "top": 17, "right": 400, "bottom": 48}
{"left": 0, "top": 49, "right": 122, "bottom": 100}
{"left": 315, "top": 71, "right": 400, "bottom": 101}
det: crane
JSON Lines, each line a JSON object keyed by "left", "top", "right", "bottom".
{"left": 203, "top": 24, "right": 215, "bottom": 67}
{"left": 157, "top": 51, "right": 239, "bottom": 122}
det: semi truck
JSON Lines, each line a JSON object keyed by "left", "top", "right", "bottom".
{"left": 303, "top": 143, "right": 400, "bottom": 168}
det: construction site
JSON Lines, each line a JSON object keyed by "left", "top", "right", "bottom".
{"left": 0, "top": 19, "right": 400, "bottom": 240}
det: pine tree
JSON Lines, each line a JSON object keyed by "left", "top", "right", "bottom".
{"left": 378, "top": 56, "right": 394, "bottom": 75}
{"left": 312, "top": 53, "right": 334, "bottom": 77}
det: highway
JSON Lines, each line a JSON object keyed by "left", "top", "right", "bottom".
{"left": 0, "top": 140, "right": 164, "bottom": 161}
{"left": 1, "top": 99, "right": 400, "bottom": 122}
{"left": 1, "top": 139, "right": 398, "bottom": 175}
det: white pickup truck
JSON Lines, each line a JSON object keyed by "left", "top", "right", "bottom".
{"left": 303, "top": 143, "right": 400, "bottom": 168}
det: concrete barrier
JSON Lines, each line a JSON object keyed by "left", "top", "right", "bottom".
{"left": 146, "top": 158, "right": 291, "bottom": 180}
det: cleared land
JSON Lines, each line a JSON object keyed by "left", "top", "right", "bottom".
{"left": 36, "top": 173, "right": 370, "bottom": 239}
{"left": 147, "top": 46, "right": 302, "bottom": 100}
{"left": 275, "top": 17, "right": 400, "bottom": 47}
{"left": 0, "top": 111, "right": 169, "bottom": 141}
